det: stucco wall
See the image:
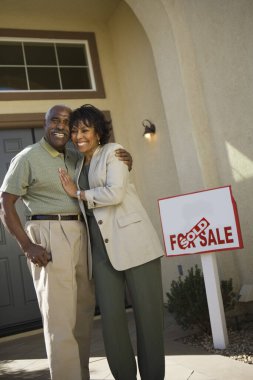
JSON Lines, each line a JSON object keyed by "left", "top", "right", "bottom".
{"left": 179, "top": 0, "right": 253, "bottom": 285}
{"left": 126, "top": 0, "right": 253, "bottom": 294}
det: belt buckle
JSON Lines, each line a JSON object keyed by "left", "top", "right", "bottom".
{"left": 58, "top": 214, "right": 69, "bottom": 221}
{"left": 58, "top": 214, "right": 81, "bottom": 221}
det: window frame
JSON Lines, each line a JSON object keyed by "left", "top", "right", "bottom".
{"left": 0, "top": 29, "right": 105, "bottom": 100}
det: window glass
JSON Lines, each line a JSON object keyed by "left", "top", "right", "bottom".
{"left": 0, "top": 67, "right": 27, "bottom": 90}
{"left": 0, "top": 42, "right": 24, "bottom": 65}
{"left": 60, "top": 67, "right": 91, "bottom": 89}
{"left": 24, "top": 43, "right": 57, "bottom": 65}
{"left": 28, "top": 67, "right": 60, "bottom": 90}
{"left": 57, "top": 44, "right": 88, "bottom": 66}
{"left": 0, "top": 41, "right": 91, "bottom": 92}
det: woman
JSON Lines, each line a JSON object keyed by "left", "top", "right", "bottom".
{"left": 59, "top": 104, "right": 165, "bottom": 380}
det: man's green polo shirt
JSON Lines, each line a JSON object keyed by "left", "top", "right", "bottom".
{"left": 0, "top": 138, "right": 81, "bottom": 215}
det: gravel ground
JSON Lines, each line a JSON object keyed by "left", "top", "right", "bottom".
{"left": 180, "top": 318, "right": 253, "bottom": 365}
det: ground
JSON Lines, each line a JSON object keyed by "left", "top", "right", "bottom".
{"left": 180, "top": 316, "right": 253, "bottom": 365}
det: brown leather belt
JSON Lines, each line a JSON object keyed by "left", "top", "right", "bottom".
{"left": 28, "top": 214, "right": 84, "bottom": 221}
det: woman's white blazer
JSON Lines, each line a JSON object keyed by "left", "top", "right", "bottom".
{"left": 75, "top": 143, "right": 164, "bottom": 271}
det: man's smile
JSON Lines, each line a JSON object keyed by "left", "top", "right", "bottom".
{"left": 51, "top": 130, "right": 69, "bottom": 138}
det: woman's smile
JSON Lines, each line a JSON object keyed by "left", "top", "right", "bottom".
{"left": 71, "top": 120, "right": 100, "bottom": 160}
{"left": 77, "top": 141, "right": 87, "bottom": 147}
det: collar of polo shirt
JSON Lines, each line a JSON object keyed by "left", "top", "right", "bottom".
{"left": 40, "top": 138, "right": 66, "bottom": 158}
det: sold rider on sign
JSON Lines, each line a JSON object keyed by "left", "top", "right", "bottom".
{"left": 158, "top": 186, "right": 243, "bottom": 257}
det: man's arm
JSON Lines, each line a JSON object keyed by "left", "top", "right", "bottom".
{"left": 115, "top": 148, "right": 133, "bottom": 171}
{"left": 0, "top": 192, "right": 49, "bottom": 267}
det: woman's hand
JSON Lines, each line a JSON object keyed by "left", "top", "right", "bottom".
{"left": 58, "top": 168, "right": 78, "bottom": 198}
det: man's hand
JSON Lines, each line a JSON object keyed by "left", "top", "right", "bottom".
{"left": 24, "top": 242, "right": 51, "bottom": 267}
{"left": 115, "top": 149, "right": 133, "bottom": 171}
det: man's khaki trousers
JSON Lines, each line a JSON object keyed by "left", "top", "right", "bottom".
{"left": 26, "top": 219, "right": 95, "bottom": 380}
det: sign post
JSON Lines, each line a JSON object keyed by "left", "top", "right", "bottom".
{"left": 201, "top": 253, "right": 228, "bottom": 348}
{"left": 158, "top": 186, "right": 243, "bottom": 349}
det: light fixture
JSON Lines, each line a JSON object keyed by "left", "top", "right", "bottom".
{"left": 142, "top": 119, "right": 156, "bottom": 139}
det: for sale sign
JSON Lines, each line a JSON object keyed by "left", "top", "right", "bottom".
{"left": 158, "top": 186, "right": 243, "bottom": 257}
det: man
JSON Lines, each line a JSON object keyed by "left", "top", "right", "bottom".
{"left": 0, "top": 105, "right": 132, "bottom": 380}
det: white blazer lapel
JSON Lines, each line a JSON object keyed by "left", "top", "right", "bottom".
{"left": 88, "top": 146, "right": 102, "bottom": 187}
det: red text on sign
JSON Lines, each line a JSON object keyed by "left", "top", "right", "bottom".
{"left": 169, "top": 225, "right": 234, "bottom": 251}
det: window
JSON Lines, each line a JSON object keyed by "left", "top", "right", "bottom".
{"left": 0, "top": 30, "right": 105, "bottom": 100}
{"left": 0, "top": 41, "right": 92, "bottom": 91}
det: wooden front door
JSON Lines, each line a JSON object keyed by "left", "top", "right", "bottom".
{"left": 0, "top": 128, "right": 44, "bottom": 335}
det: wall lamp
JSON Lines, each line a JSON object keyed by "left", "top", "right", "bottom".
{"left": 142, "top": 119, "right": 156, "bottom": 139}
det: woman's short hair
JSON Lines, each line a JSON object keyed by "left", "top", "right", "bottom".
{"left": 69, "top": 104, "right": 112, "bottom": 145}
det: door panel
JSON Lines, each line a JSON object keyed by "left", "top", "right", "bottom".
{"left": 33, "top": 127, "right": 45, "bottom": 141}
{"left": 0, "top": 128, "right": 43, "bottom": 333}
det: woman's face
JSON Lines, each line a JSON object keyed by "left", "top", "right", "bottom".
{"left": 71, "top": 120, "right": 100, "bottom": 156}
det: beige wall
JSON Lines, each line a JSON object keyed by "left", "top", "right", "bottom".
{"left": 126, "top": 0, "right": 253, "bottom": 295}
{"left": 179, "top": 0, "right": 253, "bottom": 285}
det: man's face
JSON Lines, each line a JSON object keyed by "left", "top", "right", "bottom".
{"left": 44, "top": 106, "right": 71, "bottom": 152}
